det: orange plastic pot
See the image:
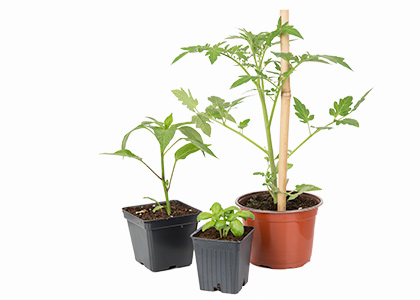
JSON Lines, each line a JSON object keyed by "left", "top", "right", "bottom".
{"left": 235, "top": 191, "right": 322, "bottom": 269}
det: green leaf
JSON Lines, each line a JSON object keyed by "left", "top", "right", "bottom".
{"left": 121, "top": 125, "right": 146, "bottom": 150}
{"left": 224, "top": 206, "right": 239, "bottom": 213}
{"left": 145, "top": 117, "right": 164, "bottom": 128}
{"left": 152, "top": 127, "right": 177, "bottom": 152}
{"left": 319, "top": 55, "right": 352, "bottom": 71}
{"left": 210, "top": 202, "right": 222, "bottom": 214}
{"left": 188, "top": 139, "right": 216, "bottom": 158}
{"left": 352, "top": 88, "right": 372, "bottom": 112}
{"left": 197, "top": 212, "right": 213, "bottom": 221}
{"left": 164, "top": 114, "right": 173, "bottom": 129}
{"left": 215, "top": 220, "right": 226, "bottom": 230}
{"left": 152, "top": 205, "right": 164, "bottom": 212}
{"left": 288, "top": 184, "right": 322, "bottom": 200}
{"left": 206, "top": 48, "right": 221, "bottom": 64}
{"left": 329, "top": 96, "right": 353, "bottom": 118}
{"left": 192, "top": 114, "right": 211, "bottom": 137}
{"left": 143, "top": 196, "right": 161, "bottom": 206}
{"left": 172, "top": 88, "right": 198, "bottom": 112}
{"left": 172, "top": 51, "right": 189, "bottom": 64}
{"left": 280, "top": 22, "right": 304, "bottom": 39}
{"left": 235, "top": 210, "right": 255, "bottom": 221}
{"left": 238, "top": 119, "right": 250, "bottom": 129}
{"left": 287, "top": 163, "right": 293, "bottom": 170}
{"left": 294, "top": 97, "right": 314, "bottom": 124}
{"left": 178, "top": 126, "right": 203, "bottom": 143}
{"left": 230, "top": 219, "right": 244, "bottom": 237}
{"left": 101, "top": 149, "right": 141, "bottom": 160}
{"left": 202, "top": 220, "right": 215, "bottom": 231}
{"left": 230, "top": 76, "right": 253, "bottom": 89}
{"left": 336, "top": 118, "right": 359, "bottom": 127}
{"left": 312, "top": 126, "right": 333, "bottom": 131}
{"left": 174, "top": 143, "right": 200, "bottom": 160}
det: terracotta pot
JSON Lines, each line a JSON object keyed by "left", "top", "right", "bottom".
{"left": 235, "top": 191, "right": 322, "bottom": 269}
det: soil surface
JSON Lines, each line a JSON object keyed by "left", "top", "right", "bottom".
{"left": 194, "top": 226, "right": 253, "bottom": 242}
{"left": 123, "top": 201, "right": 200, "bottom": 221}
{"left": 242, "top": 191, "right": 319, "bottom": 211}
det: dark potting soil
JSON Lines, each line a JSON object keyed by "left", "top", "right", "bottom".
{"left": 194, "top": 226, "right": 253, "bottom": 242}
{"left": 242, "top": 191, "right": 319, "bottom": 211}
{"left": 124, "top": 201, "right": 200, "bottom": 221}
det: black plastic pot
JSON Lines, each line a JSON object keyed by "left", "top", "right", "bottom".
{"left": 122, "top": 200, "right": 201, "bottom": 272}
{"left": 191, "top": 226, "right": 254, "bottom": 294}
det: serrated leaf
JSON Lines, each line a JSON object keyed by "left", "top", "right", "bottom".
{"left": 294, "top": 97, "right": 314, "bottom": 124}
{"left": 280, "top": 22, "right": 304, "bottom": 39}
{"left": 202, "top": 220, "right": 215, "bottom": 231}
{"left": 197, "top": 212, "right": 212, "bottom": 221}
{"left": 172, "top": 88, "right": 198, "bottom": 112}
{"left": 152, "top": 127, "right": 177, "bottom": 152}
{"left": 319, "top": 55, "right": 352, "bottom": 71}
{"left": 210, "top": 202, "right": 222, "bottom": 214}
{"left": 336, "top": 118, "right": 359, "bottom": 127}
{"left": 288, "top": 184, "right": 322, "bottom": 201}
{"left": 172, "top": 51, "right": 189, "bottom": 64}
{"left": 329, "top": 96, "right": 353, "bottom": 118}
{"left": 230, "top": 219, "right": 244, "bottom": 237}
{"left": 192, "top": 114, "right": 211, "bottom": 137}
{"left": 352, "top": 88, "right": 372, "bottom": 112}
{"left": 238, "top": 119, "right": 250, "bottom": 129}
{"left": 235, "top": 210, "right": 255, "bottom": 221}
{"left": 174, "top": 143, "right": 200, "bottom": 160}
{"left": 206, "top": 48, "right": 221, "bottom": 64}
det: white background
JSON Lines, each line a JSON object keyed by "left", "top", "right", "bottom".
{"left": 1, "top": 0, "right": 419, "bottom": 299}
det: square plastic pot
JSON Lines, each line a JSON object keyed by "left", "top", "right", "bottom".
{"left": 191, "top": 226, "right": 254, "bottom": 294}
{"left": 122, "top": 200, "right": 201, "bottom": 272}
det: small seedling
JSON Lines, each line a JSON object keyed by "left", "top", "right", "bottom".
{"left": 103, "top": 114, "right": 216, "bottom": 215}
{"left": 197, "top": 203, "right": 255, "bottom": 237}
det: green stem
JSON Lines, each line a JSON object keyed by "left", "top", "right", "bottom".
{"left": 160, "top": 152, "right": 171, "bottom": 215}
{"left": 134, "top": 157, "right": 162, "bottom": 181}
{"left": 168, "top": 160, "right": 177, "bottom": 190}
{"left": 164, "top": 138, "right": 182, "bottom": 155}
{"left": 196, "top": 112, "right": 268, "bottom": 154}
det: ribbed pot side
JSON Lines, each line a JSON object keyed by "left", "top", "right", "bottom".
{"left": 235, "top": 191, "right": 323, "bottom": 269}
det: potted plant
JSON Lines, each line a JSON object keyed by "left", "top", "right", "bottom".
{"left": 103, "top": 113, "right": 216, "bottom": 271}
{"left": 191, "top": 203, "right": 255, "bottom": 294}
{"left": 172, "top": 10, "right": 371, "bottom": 268}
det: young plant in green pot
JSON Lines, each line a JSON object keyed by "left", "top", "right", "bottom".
{"left": 172, "top": 10, "right": 371, "bottom": 268}
{"left": 103, "top": 114, "right": 216, "bottom": 272}
{"left": 191, "top": 203, "right": 255, "bottom": 294}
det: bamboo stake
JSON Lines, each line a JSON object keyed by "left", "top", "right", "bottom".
{"left": 277, "top": 9, "right": 291, "bottom": 211}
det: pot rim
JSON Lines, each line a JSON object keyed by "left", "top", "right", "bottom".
{"left": 235, "top": 190, "right": 323, "bottom": 215}
{"left": 122, "top": 199, "right": 201, "bottom": 223}
{"left": 191, "top": 226, "right": 255, "bottom": 244}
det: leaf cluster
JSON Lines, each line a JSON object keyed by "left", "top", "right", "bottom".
{"left": 197, "top": 203, "right": 255, "bottom": 238}
{"left": 102, "top": 114, "right": 216, "bottom": 215}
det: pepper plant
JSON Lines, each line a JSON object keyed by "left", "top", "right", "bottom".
{"left": 103, "top": 114, "right": 216, "bottom": 215}
{"left": 172, "top": 17, "right": 371, "bottom": 204}
{"left": 197, "top": 203, "right": 255, "bottom": 238}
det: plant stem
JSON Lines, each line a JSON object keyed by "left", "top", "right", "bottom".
{"left": 160, "top": 151, "right": 171, "bottom": 215}
{"left": 134, "top": 157, "right": 162, "bottom": 181}
{"left": 168, "top": 160, "right": 177, "bottom": 190}
{"left": 196, "top": 112, "right": 268, "bottom": 154}
{"left": 164, "top": 138, "right": 182, "bottom": 155}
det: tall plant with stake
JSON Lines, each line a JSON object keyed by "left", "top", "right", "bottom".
{"left": 172, "top": 12, "right": 371, "bottom": 210}
{"left": 103, "top": 114, "right": 216, "bottom": 215}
